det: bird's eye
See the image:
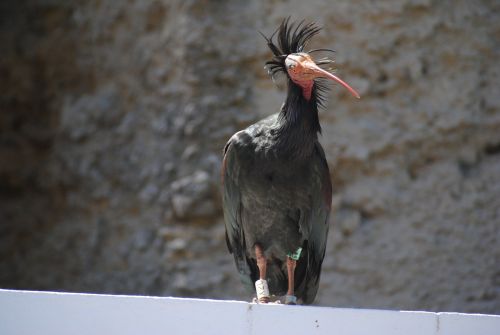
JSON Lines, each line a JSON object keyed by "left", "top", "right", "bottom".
{"left": 288, "top": 64, "right": 296, "bottom": 70}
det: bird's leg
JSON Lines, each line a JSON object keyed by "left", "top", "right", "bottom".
{"left": 254, "top": 244, "right": 270, "bottom": 303}
{"left": 255, "top": 244, "right": 267, "bottom": 280}
{"left": 285, "top": 257, "right": 297, "bottom": 305}
{"left": 286, "top": 257, "right": 296, "bottom": 295}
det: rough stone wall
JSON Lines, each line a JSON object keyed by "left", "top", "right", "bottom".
{"left": 1, "top": 0, "right": 499, "bottom": 313}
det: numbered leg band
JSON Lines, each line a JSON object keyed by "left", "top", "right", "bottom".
{"left": 255, "top": 279, "right": 270, "bottom": 301}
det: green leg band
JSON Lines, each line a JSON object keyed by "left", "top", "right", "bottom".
{"left": 287, "top": 247, "right": 302, "bottom": 261}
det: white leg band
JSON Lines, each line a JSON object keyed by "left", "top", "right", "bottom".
{"left": 255, "top": 279, "right": 270, "bottom": 300}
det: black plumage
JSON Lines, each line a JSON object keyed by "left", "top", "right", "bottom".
{"left": 222, "top": 18, "right": 358, "bottom": 304}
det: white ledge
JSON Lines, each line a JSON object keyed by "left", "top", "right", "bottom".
{"left": 0, "top": 289, "right": 499, "bottom": 335}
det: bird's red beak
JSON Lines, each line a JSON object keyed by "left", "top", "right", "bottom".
{"left": 304, "top": 60, "right": 360, "bottom": 99}
{"left": 286, "top": 53, "right": 360, "bottom": 99}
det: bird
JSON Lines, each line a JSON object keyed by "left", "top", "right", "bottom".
{"left": 221, "top": 18, "right": 359, "bottom": 305}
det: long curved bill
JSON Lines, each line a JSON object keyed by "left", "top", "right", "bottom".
{"left": 306, "top": 61, "right": 360, "bottom": 99}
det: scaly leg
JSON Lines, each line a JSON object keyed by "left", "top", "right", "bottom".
{"left": 285, "top": 257, "right": 297, "bottom": 305}
{"left": 254, "top": 244, "right": 270, "bottom": 303}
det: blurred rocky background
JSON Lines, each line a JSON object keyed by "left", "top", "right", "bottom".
{"left": 1, "top": 0, "right": 499, "bottom": 313}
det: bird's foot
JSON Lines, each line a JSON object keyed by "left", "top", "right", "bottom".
{"left": 252, "top": 296, "right": 281, "bottom": 304}
{"left": 284, "top": 295, "right": 297, "bottom": 305}
{"left": 259, "top": 296, "right": 271, "bottom": 303}
{"left": 255, "top": 279, "right": 270, "bottom": 303}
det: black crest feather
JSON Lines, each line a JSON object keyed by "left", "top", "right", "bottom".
{"left": 262, "top": 18, "right": 323, "bottom": 78}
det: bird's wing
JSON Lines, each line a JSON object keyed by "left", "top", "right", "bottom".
{"left": 221, "top": 135, "right": 255, "bottom": 290}
{"left": 300, "top": 142, "right": 332, "bottom": 304}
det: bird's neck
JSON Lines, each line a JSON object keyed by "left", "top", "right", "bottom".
{"left": 291, "top": 78, "right": 314, "bottom": 100}
{"left": 275, "top": 80, "right": 321, "bottom": 159}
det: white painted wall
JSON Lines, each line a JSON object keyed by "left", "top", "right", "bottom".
{"left": 0, "top": 289, "right": 498, "bottom": 335}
